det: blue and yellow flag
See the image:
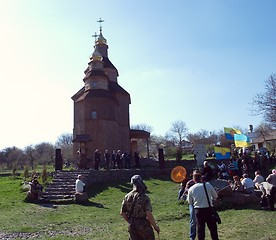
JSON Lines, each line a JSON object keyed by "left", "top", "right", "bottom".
{"left": 234, "top": 134, "right": 252, "bottom": 147}
{"left": 224, "top": 127, "right": 241, "bottom": 140}
{"left": 214, "top": 147, "right": 231, "bottom": 159}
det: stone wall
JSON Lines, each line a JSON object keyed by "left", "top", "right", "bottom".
{"left": 85, "top": 168, "right": 171, "bottom": 185}
{"left": 84, "top": 159, "right": 198, "bottom": 185}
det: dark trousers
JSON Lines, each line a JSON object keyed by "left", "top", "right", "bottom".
{"left": 106, "top": 160, "right": 110, "bottom": 170}
{"left": 268, "top": 187, "right": 276, "bottom": 211}
{"left": 94, "top": 159, "right": 100, "bottom": 170}
{"left": 117, "top": 159, "right": 122, "bottom": 169}
{"left": 195, "top": 207, "right": 219, "bottom": 240}
{"left": 125, "top": 158, "right": 131, "bottom": 169}
{"left": 112, "top": 160, "right": 116, "bottom": 169}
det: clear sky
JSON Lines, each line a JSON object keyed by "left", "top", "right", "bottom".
{"left": 0, "top": 0, "right": 275, "bottom": 150}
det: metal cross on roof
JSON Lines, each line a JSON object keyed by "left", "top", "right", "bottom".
{"left": 92, "top": 32, "right": 99, "bottom": 43}
{"left": 97, "top": 18, "right": 104, "bottom": 31}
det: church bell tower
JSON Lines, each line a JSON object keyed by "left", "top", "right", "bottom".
{"left": 71, "top": 19, "right": 131, "bottom": 167}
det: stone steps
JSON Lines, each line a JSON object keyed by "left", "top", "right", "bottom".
{"left": 41, "top": 170, "right": 90, "bottom": 202}
{"left": 41, "top": 194, "right": 75, "bottom": 200}
{"left": 42, "top": 189, "right": 75, "bottom": 194}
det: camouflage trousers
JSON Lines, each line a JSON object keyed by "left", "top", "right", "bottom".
{"left": 128, "top": 217, "right": 155, "bottom": 240}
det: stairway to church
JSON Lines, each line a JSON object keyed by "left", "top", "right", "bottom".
{"left": 41, "top": 170, "right": 90, "bottom": 202}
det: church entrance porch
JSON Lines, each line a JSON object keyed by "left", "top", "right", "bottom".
{"left": 73, "top": 134, "right": 92, "bottom": 169}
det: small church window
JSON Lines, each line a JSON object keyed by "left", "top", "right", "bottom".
{"left": 91, "top": 111, "right": 97, "bottom": 119}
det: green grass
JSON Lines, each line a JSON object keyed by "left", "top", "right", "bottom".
{"left": 0, "top": 175, "right": 275, "bottom": 240}
{"left": 0, "top": 165, "right": 76, "bottom": 175}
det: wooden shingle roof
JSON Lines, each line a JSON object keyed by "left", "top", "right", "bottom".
{"left": 252, "top": 129, "right": 276, "bottom": 143}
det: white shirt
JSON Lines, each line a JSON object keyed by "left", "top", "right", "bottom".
{"left": 76, "top": 179, "right": 85, "bottom": 192}
{"left": 241, "top": 177, "right": 254, "bottom": 189}
{"left": 253, "top": 175, "right": 264, "bottom": 184}
{"left": 187, "top": 182, "right": 218, "bottom": 208}
{"left": 266, "top": 173, "right": 276, "bottom": 186}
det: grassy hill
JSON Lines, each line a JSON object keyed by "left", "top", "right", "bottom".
{"left": 0, "top": 174, "right": 275, "bottom": 240}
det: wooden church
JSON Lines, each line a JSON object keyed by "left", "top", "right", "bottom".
{"left": 72, "top": 22, "right": 149, "bottom": 168}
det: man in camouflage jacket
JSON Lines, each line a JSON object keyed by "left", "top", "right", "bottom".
{"left": 121, "top": 175, "right": 160, "bottom": 240}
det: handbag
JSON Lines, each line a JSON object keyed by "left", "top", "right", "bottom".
{"left": 203, "top": 182, "right": 221, "bottom": 224}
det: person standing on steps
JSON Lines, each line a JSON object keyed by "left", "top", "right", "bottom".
{"left": 94, "top": 149, "right": 101, "bottom": 170}
{"left": 104, "top": 149, "right": 111, "bottom": 170}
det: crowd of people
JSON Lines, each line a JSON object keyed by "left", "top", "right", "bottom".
{"left": 92, "top": 149, "right": 140, "bottom": 170}
{"left": 213, "top": 152, "right": 275, "bottom": 209}
{"left": 178, "top": 150, "right": 276, "bottom": 240}
{"left": 116, "top": 152, "right": 275, "bottom": 240}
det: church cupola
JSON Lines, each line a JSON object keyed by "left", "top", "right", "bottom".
{"left": 95, "top": 18, "right": 108, "bottom": 58}
{"left": 96, "top": 30, "right": 107, "bottom": 46}
{"left": 90, "top": 45, "right": 102, "bottom": 62}
{"left": 83, "top": 45, "right": 108, "bottom": 91}
{"left": 83, "top": 18, "right": 119, "bottom": 88}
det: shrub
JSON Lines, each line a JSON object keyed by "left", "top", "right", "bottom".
{"left": 22, "top": 165, "right": 29, "bottom": 180}
{"left": 41, "top": 165, "right": 48, "bottom": 183}
{"left": 176, "top": 148, "right": 182, "bottom": 162}
{"left": 165, "top": 147, "right": 177, "bottom": 158}
{"left": 31, "top": 170, "right": 37, "bottom": 179}
{"left": 12, "top": 162, "right": 17, "bottom": 178}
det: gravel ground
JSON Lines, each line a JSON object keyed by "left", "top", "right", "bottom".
{"left": 0, "top": 228, "right": 93, "bottom": 239}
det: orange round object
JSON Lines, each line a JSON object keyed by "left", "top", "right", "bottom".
{"left": 171, "top": 166, "right": 187, "bottom": 183}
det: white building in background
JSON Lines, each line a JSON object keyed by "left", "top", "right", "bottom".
{"left": 247, "top": 125, "right": 260, "bottom": 151}
{"left": 251, "top": 129, "right": 276, "bottom": 151}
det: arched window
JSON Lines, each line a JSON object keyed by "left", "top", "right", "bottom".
{"left": 91, "top": 111, "right": 97, "bottom": 120}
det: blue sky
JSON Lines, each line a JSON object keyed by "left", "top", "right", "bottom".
{"left": 0, "top": 0, "right": 275, "bottom": 149}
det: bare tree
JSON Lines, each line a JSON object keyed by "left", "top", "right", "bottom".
{"left": 167, "top": 120, "right": 189, "bottom": 147}
{"left": 24, "top": 145, "right": 38, "bottom": 170}
{"left": 131, "top": 124, "right": 153, "bottom": 133}
{"left": 252, "top": 74, "right": 276, "bottom": 127}
{"left": 2, "top": 147, "right": 26, "bottom": 169}
{"left": 56, "top": 133, "right": 73, "bottom": 147}
{"left": 35, "top": 142, "right": 55, "bottom": 165}
{"left": 0, "top": 151, "right": 5, "bottom": 168}
{"left": 187, "top": 129, "right": 219, "bottom": 145}
{"left": 55, "top": 133, "right": 73, "bottom": 164}
{"left": 255, "top": 122, "right": 272, "bottom": 142}
{"left": 166, "top": 120, "right": 189, "bottom": 161}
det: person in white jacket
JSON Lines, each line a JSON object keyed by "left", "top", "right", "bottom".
{"left": 187, "top": 173, "right": 219, "bottom": 240}
{"left": 75, "top": 175, "right": 85, "bottom": 193}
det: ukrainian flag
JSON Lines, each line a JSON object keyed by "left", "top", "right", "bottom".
{"left": 224, "top": 127, "right": 241, "bottom": 140}
{"left": 214, "top": 147, "right": 231, "bottom": 159}
{"left": 234, "top": 134, "right": 252, "bottom": 147}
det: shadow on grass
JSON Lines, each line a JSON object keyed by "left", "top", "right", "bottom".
{"left": 75, "top": 199, "right": 108, "bottom": 209}
{"left": 86, "top": 180, "right": 131, "bottom": 198}
{"left": 86, "top": 174, "right": 172, "bottom": 198}
{"left": 28, "top": 199, "right": 108, "bottom": 209}
{"left": 216, "top": 201, "right": 272, "bottom": 212}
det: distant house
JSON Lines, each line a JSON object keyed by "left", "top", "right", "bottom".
{"left": 251, "top": 129, "right": 276, "bottom": 151}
